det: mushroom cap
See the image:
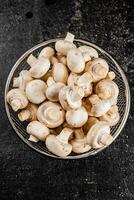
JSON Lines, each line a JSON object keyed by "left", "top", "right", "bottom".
{"left": 71, "top": 138, "right": 91, "bottom": 154}
{"left": 85, "top": 58, "right": 109, "bottom": 82}
{"left": 46, "top": 134, "right": 72, "bottom": 157}
{"left": 18, "top": 103, "right": 38, "bottom": 121}
{"left": 52, "top": 63, "right": 68, "bottom": 83}
{"left": 37, "top": 101, "right": 65, "bottom": 128}
{"left": 95, "top": 79, "right": 119, "bottom": 105}
{"left": 66, "top": 106, "right": 88, "bottom": 128}
{"left": 6, "top": 88, "right": 28, "bottom": 111}
{"left": 26, "top": 121, "right": 50, "bottom": 141}
{"left": 79, "top": 45, "right": 98, "bottom": 62}
{"left": 38, "top": 47, "right": 54, "bottom": 59}
{"left": 46, "top": 82, "right": 65, "bottom": 102}
{"left": 88, "top": 94, "right": 111, "bottom": 117}
{"left": 26, "top": 80, "right": 47, "bottom": 104}
{"left": 67, "top": 48, "right": 85, "bottom": 73}
{"left": 86, "top": 121, "right": 112, "bottom": 149}
{"left": 55, "top": 40, "right": 76, "bottom": 55}
{"left": 28, "top": 55, "right": 50, "bottom": 78}
{"left": 99, "top": 105, "right": 120, "bottom": 126}
{"left": 13, "top": 70, "right": 32, "bottom": 91}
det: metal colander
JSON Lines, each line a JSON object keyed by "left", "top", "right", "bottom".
{"left": 5, "top": 39, "right": 131, "bottom": 159}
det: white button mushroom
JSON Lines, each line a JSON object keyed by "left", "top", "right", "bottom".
{"left": 99, "top": 105, "right": 120, "bottom": 126}
{"left": 67, "top": 48, "right": 85, "bottom": 73}
{"left": 18, "top": 103, "right": 38, "bottom": 122}
{"left": 68, "top": 72, "right": 93, "bottom": 97}
{"left": 85, "top": 58, "right": 109, "bottom": 82}
{"left": 37, "top": 101, "right": 65, "bottom": 128}
{"left": 95, "top": 79, "right": 119, "bottom": 105}
{"left": 13, "top": 70, "right": 33, "bottom": 91}
{"left": 59, "top": 86, "right": 84, "bottom": 111}
{"left": 46, "top": 77, "right": 65, "bottom": 102}
{"left": 26, "top": 80, "right": 47, "bottom": 104}
{"left": 79, "top": 45, "right": 98, "bottom": 62}
{"left": 27, "top": 54, "right": 50, "bottom": 78}
{"left": 66, "top": 106, "right": 88, "bottom": 128}
{"left": 55, "top": 32, "right": 76, "bottom": 55}
{"left": 88, "top": 94, "right": 111, "bottom": 117}
{"left": 6, "top": 88, "right": 28, "bottom": 111}
{"left": 27, "top": 121, "right": 50, "bottom": 142}
{"left": 71, "top": 128, "right": 91, "bottom": 154}
{"left": 38, "top": 47, "right": 55, "bottom": 59}
{"left": 86, "top": 121, "right": 113, "bottom": 149}
{"left": 46, "top": 127, "right": 73, "bottom": 157}
{"left": 52, "top": 63, "right": 68, "bottom": 84}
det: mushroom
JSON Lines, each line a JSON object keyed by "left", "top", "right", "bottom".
{"left": 86, "top": 121, "right": 113, "bottom": 149}
{"left": 59, "top": 86, "right": 84, "bottom": 110}
{"left": 46, "top": 77, "right": 65, "bottom": 102}
{"left": 13, "top": 70, "right": 32, "bottom": 91}
{"left": 68, "top": 72, "right": 93, "bottom": 97}
{"left": 37, "top": 101, "right": 65, "bottom": 128}
{"left": 99, "top": 105, "right": 120, "bottom": 126}
{"left": 88, "top": 94, "right": 111, "bottom": 117}
{"left": 27, "top": 54, "right": 50, "bottom": 78}
{"left": 38, "top": 47, "right": 54, "bottom": 59}
{"left": 71, "top": 128, "right": 91, "bottom": 154}
{"left": 52, "top": 63, "right": 68, "bottom": 83}
{"left": 26, "top": 121, "right": 50, "bottom": 142}
{"left": 79, "top": 45, "right": 98, "bottom": 62}
{"left": 26, "top": 79, "right": 47, "bottom": 104}
{"left": 95, "top": 79, "right": 119, "bottom": 105}
{"left": 85, "top": 58, "right": 109, "bottom": 82}
{"left": 46, "top": 128, "right": 73, "bottom": 157}
{"left": 67, "top": 48, "right": 85, "bottom": 73}
{"left": 55, "top": 32, "right": 76, "bottom": 55}
{"left": 66, "top": 106, "right": 88, "bottom": 128}
{"left": 18, "top": 103, "right": 38, "bottom": 121}
{"left": 6, "top": 88, "right": 28, "bottom": 111}
{"left": 83, "top": 116, "right": 99, "bottom": 133}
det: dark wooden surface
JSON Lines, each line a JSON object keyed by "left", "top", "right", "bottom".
{"left": 0, "top": 0, "right": 134, "bottom": 199}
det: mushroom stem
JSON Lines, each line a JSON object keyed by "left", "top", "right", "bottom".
{"left": 74, "top": 128, "right": 85, "bottom": 139}
{"left": 18, "top": 110, "right": 30, "bottom": 121}
{"left": 65, "top": 32, "right": 74, "bottom": 43}
{"left": 13, "top": 77, "right": 20, "bottom": 87}
{"left": 100, "top": 133, "right": 114, "bottom": 146}
{"left": 47, "top": 77, "right": 55, "bottom": 87}
{"left": 27, "top": 54, "right": 37, "bottom": 66}
{"left": 11, "top": 99, "right": 21, "bottom": 111}
{"left": 56, "top": 128, "right": 73, "bottom": 144}
{"left": 28, "top": 135, "right": 39, "bottom": 142}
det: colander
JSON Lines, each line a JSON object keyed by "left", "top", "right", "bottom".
{"left": 5, "top": 38, "right": 131, "bottom": 159}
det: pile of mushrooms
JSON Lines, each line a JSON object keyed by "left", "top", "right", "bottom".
{"left": 6, "top": 32, "right": 120, "bottom": 157}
